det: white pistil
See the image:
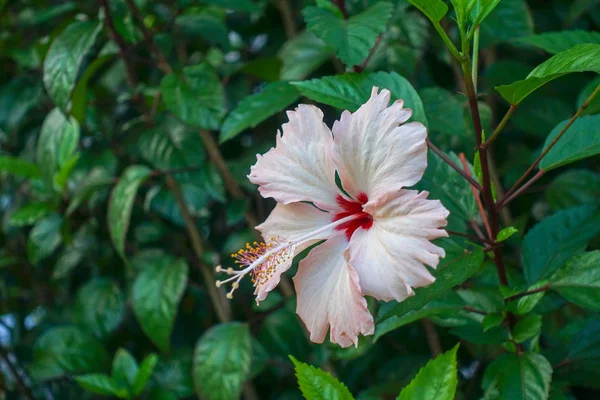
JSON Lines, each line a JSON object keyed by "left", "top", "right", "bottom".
{"left": 215, "top": 213, "right": 363, "bottom": 298}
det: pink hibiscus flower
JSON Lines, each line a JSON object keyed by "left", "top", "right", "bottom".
{"left": 216, "top": 87, "right": 449, "bottom": 347}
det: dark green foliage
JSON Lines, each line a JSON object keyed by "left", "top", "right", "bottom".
{"left": 2, "top": 1, "right": 600, "bottom": 399}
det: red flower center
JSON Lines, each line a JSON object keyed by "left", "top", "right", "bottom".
{"left": 333, "top": 192, "right": 373, "bottom": 240}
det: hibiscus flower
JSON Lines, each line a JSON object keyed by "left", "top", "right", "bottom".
{"left": 216, "top": 87, "right": 449, "bottom": 347}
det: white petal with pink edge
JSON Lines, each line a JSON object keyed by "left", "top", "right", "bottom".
{"left": 350, "top": 189, "right": 449, "bottom": 296}
{"left": 257, "top": 202, "right": 334, "bottom": 254}
{"left": 331, "top": 87, "right": 427, "bottom": 205}
{"left": 248, "top": 104, "right": 339, "bottom": 211}
{"left": 294, "top": 234, "right": 374, "bottom": 348}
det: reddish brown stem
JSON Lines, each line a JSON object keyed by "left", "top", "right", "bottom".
{"left": 446, "top": 229, "right": 493, "bottom": 244}
{"left": 459, "top": 153, "right": 492, "bottom": 238}
{"left": 334, "top": 0, "right": 349, "bottom": 18}
{"left": 504, "top": 84, "right": 600, "bottom": 199}
{"left": 505, "top": 284, "right": 550, "bottom": 303}
{"left": 497, "top": 170, "right": 544, "bottom": 211}
{"left": 463, "top": 306, "right": 487, "bottom": 316}
{"left": 426, "top": 139, "right": 483, "bottom": 191}
{"left": 354, "top": 35, "right": 382, "bottom": 72}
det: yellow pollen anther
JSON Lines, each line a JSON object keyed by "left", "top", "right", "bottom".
{"left": 226, "top": 293, "right": 233, "bottom": 299}
{"left": 215, "top": 265, "right": 222, "bottom": 272}
{"left": 215, "top": 281, "right": 221, "bottom": 288}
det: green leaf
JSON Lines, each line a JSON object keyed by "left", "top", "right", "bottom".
{"left": 515, "top": 282, "right": 548, "bottom": 315}
{"left": 407, "top": 0, "right": 448, "bottom": 22}
{"left": 37, "top": 108, "right": 80, "bottom": 189}
{"left": 193, "top": 323, "right": 252, "bottom": 400}
{"left": 112, "top": 348, "right": 139, "bottom": 390}
{"left": 291, "top": 71, "right": 427, "bottom": 125}
{"left": 375, "top": 293, "right": 466, "bottom": 341}
{"left": 522, "top": 205, "right": 600, "bottom": 284}
{"left": 539, "top": 114, "right": 600, "bottom": 171}
{"left": 497, "top": 227, "right": 518, "bottom": 242}
{"left": 0, "top": 155, "right": 40, "bottom": 178}
{"left": 43, "top": 20, "right": 102, "bottom": 111}
{"left": 198, "top": 0, "right": 260, "bottom": 12}
{"left": 0, "top": 77, "right": 42, "bottom": 132}
{"left": 483, "top": 313, "right": 505, "bottom": 332}
{"left": 479, "top": 0, "right": 533, "bottom": 48}
{"left": 153, "top": 352, "right": 194, "bottom": 397}
{"left": 546, "top": 169, "right": 600, "bottom": 210}
{"left": 220, "top": 81, "right": 299, "bottom": 142}
{"left": 67, "top": 168, "right": 114, "bottom": 216}
{"left": 290, "top": 356, "right": 353, "bottom": 400}
{"left": 75, "top": 279, "right": 125, "bottom": 339}
{"left": 397, "top": 344, "right": 459, "bottom": 400}
{"left": 496, "top": 44, "right": 600, "bottom": 105}
{"left": 578, "top": 76, "right": 600, "bottom": 115}
{"left": 175, "top": 13, "right": 229, "bottom": 49}
{"left": 512, "top": 314, "right": 542, "bottom": 343}
{"left": 9, "top": 202, "right": 53, "bottom": 227}
{"left": 161, "top": 64, "right": 225, "bottom": 130}
{"left": 278, "top": 31, "right": 330, "bottom": 81}
{"left": 28, "top": 214, "right": 63, "bottom": 264}
{"left": 483, "top": 352, "right": 552, "bottom": 400}
{"left": 132, "top": 256, "right": 188, "bottom": 352}
{"left": 417, "top": 151, "right": 478, "bottom": 222}
{"left": 75, "top": 374, "right": 128, "bottom": 397}
{"left": 420, "top": 87, "right": 467, "bottom": 138}
{"left": 71, "top": 54, "right": 115, "bottom": 123}
{"left": 549, "top": 251, "right": 600, "bottom": 311}
{"left": 470, "top": 0, "right": 502, "bottom": 25}
{"left": 567, "top": 0, "right": 600, "bottom": 24}
{"left": 133, "top": 354, "right": 158, "bottom": 395}
{"left": 518, "top": 30, "right": 600, "bottom": 54}
{"left": 377, "top": 250, "right": 484, "bottom": 323}
{"left": 30, "top": 326, "right": 110, "bottom": 380}
{"left": 303, "top": 2, "right": 393, "bottom": 67}
{"left": 108, "top": 165, "right": 152, "bottom": 258}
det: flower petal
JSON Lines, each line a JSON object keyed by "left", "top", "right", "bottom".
{"left": 257, "top": 202, "right": 333, "bottom": 253}
{"left": 348, "top": 189, "right": 449, "bottom": 300}
{"left": 332, "top": 87, "right": 427, "bottom": 204}
{"left": 249, "top": 104, "right": 339, "bottom": 211}
{"left": 294, "top": 235, "right": 374, "bottom": 347}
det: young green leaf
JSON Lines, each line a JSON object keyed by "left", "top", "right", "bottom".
{"left": 290, "top": 356, "right": 354, "bottom": 400}
{"left": 483, "top": 313, "right": 505, "bottom": 332}
{"left": 397, "top": 344, "right": 459, "bottom": 400}
{"left": 539, "top": 114, "right": 600, "bottom": 171}
{"left": 0, "top": 155, "right": 40, "bottom": 178}
{"left": 482, "top": 352, "right": 552, "bottom": 399}
{"left": 220, "top": 81, "right": 300, "bottom": 143}
{"left": 9, "top": 202, "right": 53, "bottom": 227}
{"left": 132, "top": 256, "right": 188, "bottom": 352}
{"left": 43, "top": 20, "right": 102, "bottom": 111}
{"left": 377, "top": 250, "right": 484, "bottom": 323}
{"left": 292, "top": 71, "right": 427, "bottom": 125}
{"left": 37, "top": 108, "right": 80, "bottom": 189}
{"left": 75, "top": 279, "right": 125, "bottom": 339}
{"left": 518, "top": 30, "right": 600, "bottom": 54}
{"left": 27, "top": 214, "right": 63, "bottom": 264}
{"left": 303, "top": 2, "right": 393, "bottom": 67}
{"left": 521, "top": 205, "right": 600, "bottom": 284}
{"left": 497, "top": 227, "right": 518, "bottom": 242}
{"left": 496, "top": 44, "right": 600, "bottom": 105}
{"left": 133, "top": 354, "right": 158, "bottom": 395}
{"left": 161, "top": 64, "right": 225, "bottom": 130}
{"left": 75, "top": 374, "right": 128, "bottom": 398}
{"left": 512, "top": 314, "right": 542, "bottom": 343}
{"left": 112, "top": 348, "right": 139, "bottom": 391}
{"left": 407, "top": 0, "right": 448, "bottom": 23}
{"left": 193, "top": 323, "right": 252, "bottom": 400}
{"left": 549, "top": 251, "right": 600, "bottom": 311}
{"left": 108, "top": 165, "right": 152, "bottom": 258}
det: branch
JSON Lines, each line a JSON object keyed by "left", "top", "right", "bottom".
{"left": 481, "top": 105, "right": 516, "bottom": 150}
{"left": 446, "top": 229, "right": 493, "bottom": 245}
{"left": 463, "top": 306, "right": 487, "bottom": 316}
{"left": 426, "top": 138, "right": 483, "bottom": 191}
{"left": 354, "top": 35, "right": 382, "bottom": 73}
{"left": 505, "top": 284, "right": 550, "bottom": 303}
{"left": 334, "top": 0, "right": 348, "bottom": 18}
{"left": 275, "top": 0, "right": 296, "bottom": 39}
{"left": 503, "top": 83, "right": 600, "bottom": 200}
{"left": 422, "top": 319, "right": 442, "bottom": 356}
{"left": 496, "top": 170, "right": 544, "bottom": 211}
{"left": 459, "top": 153, "right": 491, "bottom": 238}
{"left": 0, "top": 347, "right": 35, "bottom": 400}
{"left": 165, "top": 175, "right": 232, "bottom": 322}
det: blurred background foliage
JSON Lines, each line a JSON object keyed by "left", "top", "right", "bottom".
{"left": 1, "top": 0, "right": 600, "bottom": 399}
